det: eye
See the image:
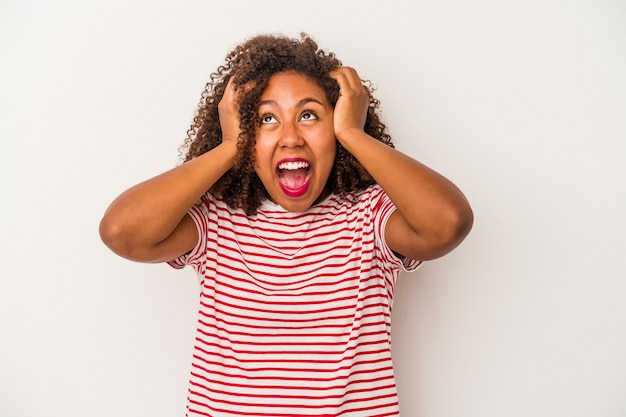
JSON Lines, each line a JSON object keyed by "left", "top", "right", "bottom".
{"left": 260, "top": 114, "right": 277, "bottom": 124}
{"left": 300, "top": 111, "right": 318, "bottom": 121}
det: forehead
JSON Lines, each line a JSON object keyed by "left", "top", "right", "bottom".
{"left": 260, "top": 71, "right": 329, "bottom": 104}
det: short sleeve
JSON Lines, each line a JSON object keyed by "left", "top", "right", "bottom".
{"left": 370, "top": 185, "right": 423, "bottom": 272}
{"left": 166, "top": 193, "right": 212, "bottom": 271}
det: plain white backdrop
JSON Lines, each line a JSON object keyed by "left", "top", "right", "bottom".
{"left": 1, "top": 0, "right": 625, "bottom": 416}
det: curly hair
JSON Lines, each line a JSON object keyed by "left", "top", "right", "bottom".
{"left": 180, "top": 32, "right": 394, "bottom": 215}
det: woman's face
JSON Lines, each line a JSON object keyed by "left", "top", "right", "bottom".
{"left": 254, "top": 71, "right": 336, "bottom": 212}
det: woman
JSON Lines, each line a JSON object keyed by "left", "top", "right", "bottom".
{"left": 100, "top": 32, "right": 473, "bottom": 416}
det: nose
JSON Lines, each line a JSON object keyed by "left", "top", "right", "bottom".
{"left": 278, "top": 121, "right": 304, "bottom": 148}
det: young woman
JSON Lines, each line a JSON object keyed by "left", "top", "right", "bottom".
{"left": 100, "top": 32, "right": 473, "bottom": 417}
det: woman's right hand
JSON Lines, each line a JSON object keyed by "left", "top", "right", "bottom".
{"left": 218, "top": 77, "right": 243, "bottom": 145}
{"left": 99, "top": 78, "right": 242, "bottom": 263}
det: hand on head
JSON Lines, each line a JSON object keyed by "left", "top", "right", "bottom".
{"left": 218, "top": 77, "right": 245, "bottom": 145}
{"left": 329, "top": 66, "right": 369, "bottom": 142}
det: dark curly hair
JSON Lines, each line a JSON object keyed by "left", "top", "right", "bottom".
{"left": 180, "top": 32, "right": 394, "bottom": 215}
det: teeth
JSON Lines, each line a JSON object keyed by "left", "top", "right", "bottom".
{"left": 278, "top": 161, "right": 309, "bottom": 170}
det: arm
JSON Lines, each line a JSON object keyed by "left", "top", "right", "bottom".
{"left": 99, "top": 81, "right": 241, "bottom": 263}
{"left": 330, "top": 67, "right": 473, "bottom": 261}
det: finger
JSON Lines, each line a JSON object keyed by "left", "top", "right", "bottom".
{"left": 331, "top": 66, "right": 363, "bottom": 92}
{"left": 220, "top": 77, "right": 237, "bottom": 103}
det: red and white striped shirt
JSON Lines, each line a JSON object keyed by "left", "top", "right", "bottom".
{"left": 169, "top": 184, "right": 421, "bottom": 417}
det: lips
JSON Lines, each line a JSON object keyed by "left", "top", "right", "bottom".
{"left": 276, "top": 158, "right": 311, "bottom": 197}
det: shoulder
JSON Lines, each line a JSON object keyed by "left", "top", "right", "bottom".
{"left": 332, "top": 184, "right": 386, "bottom": 207}
{"left": 356, "top": 184, "right": 391, "bottom": 213}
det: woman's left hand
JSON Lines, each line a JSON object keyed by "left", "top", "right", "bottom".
{"left": 329, "top": 66, "right": 369, "bottom": 142}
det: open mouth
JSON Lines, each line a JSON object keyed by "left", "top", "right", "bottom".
{"left": 277, "top": 159, "right": 311, "bottom": 197}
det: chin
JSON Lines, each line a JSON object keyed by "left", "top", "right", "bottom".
{"left": 272, "top": 190, "right": 324, "bottom": 213}
{"left": 277, "top": 198, "right": 316, "bottom": 213}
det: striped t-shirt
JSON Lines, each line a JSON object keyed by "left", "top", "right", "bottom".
{"left": 168, "top": 184, "right": 421, "bottom": 417}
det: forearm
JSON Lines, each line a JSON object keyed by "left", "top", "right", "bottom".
{"left": 339, "top": 129, "right": 473, "bottom": 251}
{"left": 99, "top": 141, "right": 237, "bottom": 258}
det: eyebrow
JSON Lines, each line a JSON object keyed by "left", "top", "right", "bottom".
{"left": 258, "top": 97, "right": 325, "bottom": 108}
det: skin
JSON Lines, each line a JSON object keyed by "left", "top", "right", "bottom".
{"left": 329, "top": 67, "right": 473, "bottom": 260}
{"left": 254, "top": 71, "right": 336, "bottom": 212}
{"left": 99, "top": 67, "right": 473, "bottom": 263}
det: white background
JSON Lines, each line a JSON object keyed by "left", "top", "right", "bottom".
{"left": 1, "top": 0, "right": 625, "bottom": 416}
